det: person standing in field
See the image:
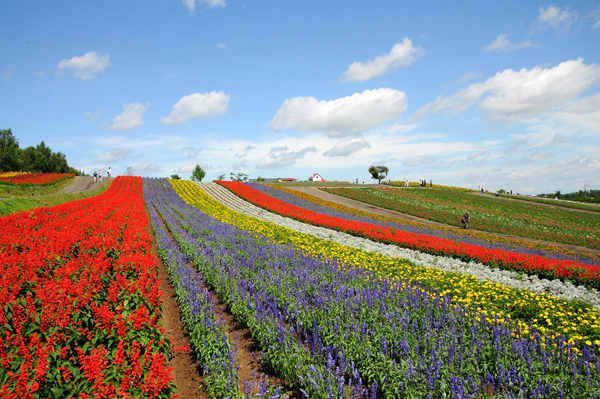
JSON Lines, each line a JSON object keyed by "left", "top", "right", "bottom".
{"left": 93, "top": 170, "right": 97, "bottom": 183}
{"left": 461, "top": 212, "right": 471, "bottom": 229}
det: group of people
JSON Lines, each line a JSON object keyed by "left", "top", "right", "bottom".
{"left": 93, "top": 167, "right": 112, "bottom": 183}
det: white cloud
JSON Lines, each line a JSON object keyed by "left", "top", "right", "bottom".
{"left": 57, "top": 51, "right": 111, "bottom": 80}
{"left": 270, "top": 88, "right": 408, "bottom": 137}
{"left": 401, "top": 155, "right": 455, "bottom": 170}
{"left": 182, "top": 0, "right": 225, "bottom": 13}
{"left": 181, "top": 146, "right": 202, "bottom": 158}
{"left": 256, "top": 146, "right": 317, "bottom": 169}
{"left": 323, "top": 138, "right": 371, "bottom": 157}
{"left": 135, "top": 162, "right": 163, "bottom": 174}
{"left": 537, "top": 5, "right": 577, "bottom": 31}
{"left": 484, "top": 34, "right": 531, "bottom": 52}
{"left": 458, "top": 72, "right": 483, "bottom": 84}
{"left": 236, "top": 145, "right": 255, "bottom": 159}
{"left": 342, "top": 38, "right": 423, "bottom": 82}
{"left": 161, "top": 91, "right": 230, "bottom": 124}
{"left": 2, "top": 66, "right": 16, "bottom": 80}
{"left": 412, "top": 58, "right": 600, "bottom": 124}
{"left": 110, "top": 103, "right": 149, "bottom": 131}
{"left": 216, "top": 42, "right": 226, "bottom": 49}
{"left": 85, "top": 111, "right": 100, "bottom": 122}
{"left": 94, "top": 147, "right": 133, "bottom": 163}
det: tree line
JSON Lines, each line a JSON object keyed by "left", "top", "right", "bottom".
{"left": 0, "top": 129, "right": 82, "bottom": 175}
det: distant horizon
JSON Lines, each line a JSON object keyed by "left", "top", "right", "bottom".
{"left": 2, "top": 1, "right": 599, "bottom": 196}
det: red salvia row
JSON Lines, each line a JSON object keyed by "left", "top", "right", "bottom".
{"left": 0, "top": 177, "right": 176, "bottom": 398}
{"left": 0, "top": 172, "right": 74, "bottom": 185}
{"left": 218, "top": 181, "right": 600, "bottom": 289}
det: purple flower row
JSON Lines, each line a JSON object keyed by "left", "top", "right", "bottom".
{"left": 155, "top": 178, "right": 600, "bottom": 398}
{"left": 247, "top": 183, "right": 599, "bottom": 266}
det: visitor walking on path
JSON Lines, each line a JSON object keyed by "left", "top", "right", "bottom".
{"left": 461, "top": 212, "right": 471, "bottom": 229}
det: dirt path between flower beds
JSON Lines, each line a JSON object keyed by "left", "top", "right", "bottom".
{"left": 58, "top": 176, "right": 113, "bottom": 193}
{"left": 285, "top": 186, "right": 600, "bottom": 256}
{"left": 146, "top": 202, "right": 291, "bottom": 398}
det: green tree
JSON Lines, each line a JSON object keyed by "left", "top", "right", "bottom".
{"left": 170, "top": 174, "right": 181, "bottom": 180}
{"left": 368, "top": 165, "right": 389, "bottom": 184}
{"left": 191, "top": 165, "right": 206, "bottom": 182}
{"left": 230, "top": 172, "right": 248, "bottom": 182}
{"left": 126, "top": 166, "right": 135, "bottom": 176}
{"left": 217, "top": 173, "right": 226, "bottom": 180}
{"left": 0, "top": 129, "right": 22, "bottom": 172}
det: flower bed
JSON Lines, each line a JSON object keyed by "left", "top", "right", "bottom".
{"left": 167, "top": 179, "right": 600, "bottom": 397}
{"left": 259, "top": 183, "right": 599, "bottom": 266}
{"left": 0, "top": 172, "right": 75, "bottom": 186}
{"left": 218, "top": 181, "right": 600, "bottom": 289}
{"left": 321, "top": 187, "right": 600, "bottom": 250}
{"left": 0, "top": 177, "right": 176, "bottom": 398}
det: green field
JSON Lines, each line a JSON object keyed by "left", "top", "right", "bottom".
{"left": 320, "top": 186, "right": 600, "bottom": 250}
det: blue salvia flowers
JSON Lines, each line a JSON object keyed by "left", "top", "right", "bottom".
{"left": 145, "top": 178, "right": 600, "bottom": 398}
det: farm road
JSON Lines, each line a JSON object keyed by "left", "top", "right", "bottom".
{"left": 285, "top": 186, "right": 600, "bottom": 256}
{"left": 59, "top": 176, "right": 113, "bottom": 193}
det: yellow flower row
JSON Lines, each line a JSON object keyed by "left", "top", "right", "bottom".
{"left": 0, "top": 171, "right": 30, "bottom": 177}
{"left": 170, "top": 180, "right": 600, "bottom": 347}
{"left": 266, "top": 184, "right": 596, "bottom": 261}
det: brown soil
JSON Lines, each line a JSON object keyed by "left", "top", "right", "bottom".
{"left": 285, "top": 186, "right": 600, "bottom": 256}
{"left": 59, "top": 176, "right": 113, "bottom": 193}
{"left": 146, "top": 200, "right": 287, "bottom": 398}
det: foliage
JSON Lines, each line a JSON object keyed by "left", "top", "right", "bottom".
{"left": 169, "top": 174, "right": 181, "bottom": 180}
{"left": 190, "top": 165, "right": 206, "bottom": 182}
{"left": 219, "top": 181, "right": 600, "bottom": 289}
{"left": 169, "top": 179, "right": 600, "bottom": 398}
{"left": 0, "top": 129, "right": 81, "bottom": 174}
{"left": 320, "top": 187, "right": 600, "bottom": 250}
{"left": 0, "top": 177, "right": 177, "bottom": 398}
{"left": 229, "top": 171, "right": 248, "bottom": 182}
{"left": 368, "top": 165, "right": 389, "bottom": 184}
{"left": 0, "top": 179, "right": 111, "bottom": 216}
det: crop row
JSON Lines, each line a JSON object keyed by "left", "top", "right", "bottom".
{"left": 0, "top": 172, "right": 75, "bottom": 186}
{"left": 0, "top": 177, "right": 176, "bottom": 398}
{"left": 166, "top": 179, "right": 600, "bottom": 398}
{"left": 258, "top": 183, "right": 599, "bottom": 266}
{"left": 321, "top": 187, "right": 600, "bottom": 250}
{"left": 184, "top": 181, "right": 600, "bottom": 346}
{"left": 218, "top": 181, "right": 600, "bottom": 290}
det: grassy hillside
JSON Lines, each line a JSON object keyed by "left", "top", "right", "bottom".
{"left": 0, "top": 178, "right": 110, "bottom": 216}
{"left": 320, "top": 186, "right": 600, "bottom": 250}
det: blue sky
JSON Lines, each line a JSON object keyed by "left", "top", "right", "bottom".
{"left": 1, "top": 1, "right": 599, "bottom": 194}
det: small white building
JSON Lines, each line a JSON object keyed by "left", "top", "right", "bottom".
{"left": 308, "top": 173, "right": 325, "bottom": 182}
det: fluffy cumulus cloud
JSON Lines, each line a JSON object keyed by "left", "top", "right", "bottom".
{"left": 161, "top": 91, "right": 230, "bottom": 125}
{"left": 110, "top": 103, "right": 149, "bottom": 131}
{"left": 323, "top": 138, "right": 371, "bottom": 157}
{"left": 342, "top": 38, "right": 423, "bottom": 82}
{"left": 94, "top": 147, "right": 133, "bottom": 163}
{"left": 412, "top": 58, "right": 600, "bottom": 124}
{"left": 270, "top": 88, "right": 407, "bottom": 137}
{"left": 256, "top": 146, "right": 317, "bottom": 169}
{"left": 484, "top": 34, "right": 531, "bottom": 52}
{"left": 182, "top": 0, "right": 225, "bottom": 13}
{"left": 537, "top": 5, "right": 577, "bottom": 31}
{"left": 57, "top": 51, "right": 111, "bottom": 80}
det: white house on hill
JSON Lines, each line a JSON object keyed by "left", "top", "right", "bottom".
{"left": 308, "top": 173, "right": 325, "bottom": 182}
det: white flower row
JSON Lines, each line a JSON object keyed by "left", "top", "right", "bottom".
{"left": 197, "top": 182, "right": 600, "bottom": 311}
